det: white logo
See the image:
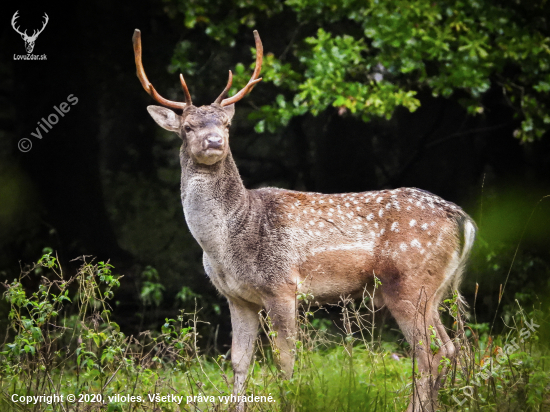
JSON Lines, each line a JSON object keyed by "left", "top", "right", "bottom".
{"left": 11, "top": 10, "right": 49, "bottom": 54}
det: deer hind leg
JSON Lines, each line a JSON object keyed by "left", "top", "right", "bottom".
{"left": 384, "top": 285, "right": 450, "bottom": 412}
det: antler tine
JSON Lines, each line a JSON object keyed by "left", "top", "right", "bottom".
{"left": 11, "top": 11, "right": 27, "bottom": 37}
{"left": 220, "top": 30, "right": 263, "bottom": 107}
{"left": 132, "top": 29, "right": 188, "bottom": 110}
{"left": 179, "top": 74, "right": 193, "bottom": 106}
{"left": 37, "top": 13, "right": 49, "bottom": 35}
{"left": 214, "top": 71, "right": 234, "bottom": 104}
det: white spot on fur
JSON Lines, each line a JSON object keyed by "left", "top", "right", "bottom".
{"left": 311, "top": 241, "right": 375, "bottom": 255}
{"left": 319, "top": 222, "right": 325, "bottom": 228}
{"left": 345, "top": 203, "right": 350, "bottom": 207}
{"left": 376, "top": 197, "right": 383, "bottom": 203}
{"left": 410, "top": 219, "right": 416, "bottom": 227}
{"left": 379, "top": 209, "right": 384, "bottom": 217}
{"left": 411, "top": 239, "right": 421, "bottom": 248}
{"left": 329, "top": 199, "right": 334, "bottom": 204}
{"left": 421, "top": 223, "right": 428, "bottom": 230}
{"left": 391, "top": 222, "right": 399, "bottom": 232}
{"left": 367, "top": 213, "right": 374, "bottom": 221}
{"left": 380, "top": 229, "right": 385, "bottom": 235}
{"left": 400, "top": 243, "right": 408, "bottom": 251}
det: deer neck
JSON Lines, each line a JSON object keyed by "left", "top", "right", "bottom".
{"left": 179, "top": 148, "right": 248, "bottom": 256}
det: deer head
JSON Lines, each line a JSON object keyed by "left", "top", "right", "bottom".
{"left": 132, "top": 29, "right": 262, "bottom": 166}
{"left": 12, "top": 11, "right": 49, "bottom": 54}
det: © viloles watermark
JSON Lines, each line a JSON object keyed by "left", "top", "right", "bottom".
{"left": 18, "top": 94, "right": 78, "bottom": 153}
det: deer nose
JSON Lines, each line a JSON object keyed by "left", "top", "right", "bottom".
{"left": 206, "top": 134, "right": 223, "bottom": 149}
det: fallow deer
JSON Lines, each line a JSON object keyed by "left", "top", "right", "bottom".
{"left": 132, "top": 29, "right": 476, "bottom": 412}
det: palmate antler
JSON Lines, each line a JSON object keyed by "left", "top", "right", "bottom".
{"left": 132, "top": 29, "right": 263, "bottom": 109}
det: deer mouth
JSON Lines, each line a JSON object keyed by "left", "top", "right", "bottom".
{"left": 205, "top": 143, "right": 223, "bottom": 151}
{"left": 204, "top": 148, "right": 223, "bottom": 156}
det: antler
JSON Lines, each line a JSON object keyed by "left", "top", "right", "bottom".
{"left": 132, "top": 29, "right": 191, "bottom": 109}
{"left": 216, "top": 30, "right": 263, "bottom": 106}
{"left": 28, "top": 13, "right": 49, "bottom": 41}
{"left": 11, "top": 11, "right": 27, "bottom": 37}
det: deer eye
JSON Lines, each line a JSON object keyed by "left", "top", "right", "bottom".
{"left": 184, "top": 125, "right": 192, "bottom": 133}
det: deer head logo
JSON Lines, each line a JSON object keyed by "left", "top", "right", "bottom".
{"left": 11, "top": 11, "right": 49, "bottom": 54}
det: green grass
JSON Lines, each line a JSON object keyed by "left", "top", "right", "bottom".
{"left": 1, "top": 254, "right": 549, "bottom": 411}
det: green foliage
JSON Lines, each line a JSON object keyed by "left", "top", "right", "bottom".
{"left": 440, "top": 307, "right": 550, "bottom": 410}
{"left": 139, "top": 265, "right": 165, "bottom": 307}
{"left": 1, "top": 255, "right": 549, "bottom": 411}
{"left": 166, "top": 0, "right": 550, "bottom": 141}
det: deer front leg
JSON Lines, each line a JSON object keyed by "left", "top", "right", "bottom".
{"left": 264, "top": 295, "right": 297, "bottom": 379}
{"left": 229, "top": 299, "right": 260, "bottom": 398}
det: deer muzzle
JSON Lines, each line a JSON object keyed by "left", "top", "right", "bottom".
{"left": 205, "top": 134, "right": 224, "bottom": 149}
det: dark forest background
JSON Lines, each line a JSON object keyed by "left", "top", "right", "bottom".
{"left": 1, "top": 0, "right": 549, "bottom": 348}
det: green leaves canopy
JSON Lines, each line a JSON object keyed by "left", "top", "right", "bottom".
{"left": 166, "top": 0, "right": 550, "bottom": 141}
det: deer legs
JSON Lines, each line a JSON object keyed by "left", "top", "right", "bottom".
{"left": 384, "top": 287, "right": 456, "bottom": 412}
{"left": 229, "top": 299, "right": 260, "bottom": 398}
{"left": 228, "top": 295, "right": 296, "bottom": 411}
{"left": 264, "top": 296, "right": 297, "bottom": 378}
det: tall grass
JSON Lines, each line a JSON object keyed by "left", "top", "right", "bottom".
{"left": 0, "top": 253, "right": 548, "bottom": 411}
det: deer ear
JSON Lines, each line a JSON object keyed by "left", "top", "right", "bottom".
{"left": 147, "top": 106, "right": 182, "bottom": 132}
{"left": 222, "top": 104, "right": 235, "bottom": 120}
